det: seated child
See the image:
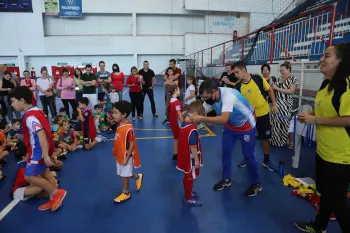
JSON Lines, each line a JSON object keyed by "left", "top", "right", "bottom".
{"left": 0, "top": 128, "right": 9, "bottom": 164}
{"left": 94, "top": 105, "right": 108, "bottom": 133}
{"left": 11, "top": 140, "right": 60, "bottom": 201}
{"left": 58, "top": 119, "right": 82, "bottom": 153}
{"left": 176, "top": 100, "right": 204, "bottom": 206}
{"left": 110, "top": 85, "right": 120, "bottom": 104}
{"left": 70, "top": 110, "right": 83, "bottom": 139}
{"left": 77, "top": 97, "right": 103, "bottom": 150}
{"left": 112, "top": 101, "right": 143, "bottom": 203}
{"left": 52, "top": 115, "right": 65, "bottom": 139}
{"left": 59, "top": 107, "right": 69, "bottom": 120}
{"left": 9, "top": 86, "right": 67, "bottom": 211}
{"left": 6, "top": 119, "right": 22, "bottom": 147}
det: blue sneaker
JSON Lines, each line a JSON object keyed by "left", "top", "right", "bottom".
{"left": 184, "top": 198, "right": 202, "bottom": 206}
{"left": 237, "top": 160, "right": 247, "bottom": 168}
{"left": 262, "top": 161, "right": 277, "bottom": 172}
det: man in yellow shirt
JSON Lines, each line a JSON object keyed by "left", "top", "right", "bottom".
{"left": 232, "top": 62, "right": 278, "bottom": 172}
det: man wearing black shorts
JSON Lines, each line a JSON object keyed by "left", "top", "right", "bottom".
{"left": 232, "top": 62, "right": 278, "bottom": 172}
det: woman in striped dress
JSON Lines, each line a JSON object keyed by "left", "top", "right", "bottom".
{"left": 270, "top": 61, "right": 298, "bottom": 147}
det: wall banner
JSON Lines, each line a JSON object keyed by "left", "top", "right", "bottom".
{"left": 59, "top": 0, "right": 82, "bottom": 17}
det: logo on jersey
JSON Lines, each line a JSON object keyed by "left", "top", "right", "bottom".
{"left": 317, "top": 100, "right": 322, "bottom": 107}
{"left": 32, "top": 121, "right": 43, "bottom": 132}
{"left": 247, "top": 90, "right": 252, "bottom": 94}
{"left": 244, "top": 134, "right": 250, "bottom": 142}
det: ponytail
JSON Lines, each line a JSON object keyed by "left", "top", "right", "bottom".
{"left": 166, "top": 85, "right": 178, "bottom": 117}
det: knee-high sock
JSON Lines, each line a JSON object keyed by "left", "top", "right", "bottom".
{"left": 183, "top": 175, "right": 193, "bottom": 200}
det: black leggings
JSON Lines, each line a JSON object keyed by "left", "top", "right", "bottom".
{"left": 39, "top": 95, "right": 56, "bottom": 118}
{"left": 315, "top": 154, "right": 350, "bottom": 232}
{"left": 129, "top": 92, "right": 143, "bottom": 117}
{"left": 61, "top": 99, "right": 77, "bottom": 118}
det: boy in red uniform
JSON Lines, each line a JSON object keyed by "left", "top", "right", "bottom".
{"left": 9, "top": 86, "right": 66, "bottom": 211}
{"left": 166, "top": 85, "right": 183, "bottom": 161}
{"left": 176, "top": 100, "right": 204, "bottom": 206}
{"left": 112, "top": 101, "right": 143, "bottom": 203}
{"left": 77, "top": 97, "right": 103, "bottom": 149}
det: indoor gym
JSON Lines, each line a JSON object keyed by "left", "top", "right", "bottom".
{"left": 0, "top": 0, "right": 349, "bottom": 233}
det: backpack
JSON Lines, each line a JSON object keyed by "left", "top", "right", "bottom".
{"left": 235, "top": 73, "right": 269, "bottom": 99}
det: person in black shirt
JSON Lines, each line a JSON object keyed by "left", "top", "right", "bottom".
{"left": 138, "top": 61, "right": 158, "bottom": 117}
{"left": 219, "top": 63, "right": 238, "bottom": 88}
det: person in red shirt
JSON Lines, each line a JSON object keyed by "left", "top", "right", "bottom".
{"left": 166, "top": 85, "right": 183, "bottom": 161}
{"left": 126, "top": 67, "right": 145, "bottom": 121}
{"left": 110, "top": 63, "right": 125, "bottom": 101}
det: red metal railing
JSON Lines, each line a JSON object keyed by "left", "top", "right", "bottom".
{"left": 187, "top": 4, "right": 344, "bottom": 67}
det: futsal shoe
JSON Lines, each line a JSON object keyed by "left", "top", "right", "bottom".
{"left": 294, "top": 221, "right": 324, "bottom": 233}
{"left": 114, "top": 192, "right": 131, "bottom": 203}
{"left": 136, "top": 174, "right": 143, "bottom": 191}
{"left": 244, "top": 184, "right": 262, "bottom": 197}
{"left": 51, "top": 189, "right": 67, "bottom": 211}
{"left": 192, "top": 191, "right": 199, "bottom": 199}
{"left": 183, "top": 198, "right": 202, "bottom": 207}
{"left": 213, "top": 179, "right": 231, "bottom": 191}
{"left": 262, "top": 161, "right": 277, "bottom": 172}
{"left": 237, "top": 160, "right": 247, "bottom": 168}
{"left": 38, "top": 201, "right": 62, "bottom": 211}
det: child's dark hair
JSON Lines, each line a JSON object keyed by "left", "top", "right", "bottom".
{"left": 187, "top": 76, "right": 198, "bottom": 95}
{"left": 94, "top": 104, "right": 102, "bottom": 110}
{"left": 78, "top": 97, "right": 89, "bottom": 105}
{"left": 59, "top": 107, "right": 66, "bottom": 113}
{"left": 53, "top": 115, "right": 64, "bottom": 124}
{"left": 11, "top": 119, "right": 20, "bottom": 125}
{"left": 14, "top": 140, "right": 27, "bottom": 161}
{"left": 186, "top": 100, "right": 205, "bottom": 115}
{"left": 8, "top": 86, "right": 33, "bottom": 105}
{"left": 113, "top": 101, "right": 132, "bottom": 117}
{"left": 72, "top": 110, "right": 79, "bottom": 120}
{"left": 166, "top": 85, "right": 179, "bottom": 117}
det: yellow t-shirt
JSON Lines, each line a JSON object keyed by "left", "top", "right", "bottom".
{"left": 240, "top": 74, "right": 270, "bottom": 117}
{"left": 314, "top": 82, "right": 350, "bottom": 164}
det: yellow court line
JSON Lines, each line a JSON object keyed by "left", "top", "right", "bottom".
{"left": 202, "top": 123, "right": 216, "bottom": 137}
{"left": 108, "top": 134, "right": 216, "bottom": 141}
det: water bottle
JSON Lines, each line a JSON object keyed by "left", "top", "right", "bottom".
{"left": 278, "top": 161, "right": 284, "bottom": 177}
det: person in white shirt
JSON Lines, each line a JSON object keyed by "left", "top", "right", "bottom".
{"left": 110, "top": 86, "right": 120, "bottom": 104}
{"left": 183, "top": 76, "right": 197, "bottom": 108}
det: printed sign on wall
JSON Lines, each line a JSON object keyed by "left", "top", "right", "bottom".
{"left": 44, "top": 0, "right": 59, "bottom": 15}
{"left": 207, "top": 15, "right": 236, "bottom": 33}
{"left": 59, "top": 0, "right": 82, "bottom": 17}
{"left": 0, "top": 0, "right": 33, "bottom": 12}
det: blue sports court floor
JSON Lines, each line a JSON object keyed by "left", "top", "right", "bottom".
{"left": 0, "top": 87, "right": 342, "bottom": 233}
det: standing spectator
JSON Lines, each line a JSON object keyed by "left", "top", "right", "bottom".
{"left": 20, "top": 70, "right": 37, "bottom": 106}
{"left": 139, "top": 61, "right": 157, "bottom": 118}
{"left": 261, "top": 64, "right": 277, "bottom": 104}
{"left": 37, "top": 67, "right": 56, "bottom": 118}
{"left": 0, "top": 71, "right": 21, "bottom": 121}
{"left": 110, "top": 64, "right": 124, "bottom": 101}
{"left": 219, "top": 63, "right": 238, "bottom": 88}
{"left": 0, "top": 64, "right": 19, "bottom": 84}
{"left": 163, "top": 59, "right": 182, "bottom": 124}
{"left": 80, "top": 64, "right": 97, "bottom": 108}
{"left": 57, "top": 68, "right": 76, "bottom": 118}
{"left": 295, "top": 43, "right": 350, "bottom": 233}
{"left": 74, "top": 68, "right": 83, "bottom": 102}
{"left": 270, "top": 61, "right": 298, "bottom": 147}
{"left": 126, "top": 67, "right": 145, "bottom": 121}
{"left": 96, "top": 61, "right": 111, "bottom": 103}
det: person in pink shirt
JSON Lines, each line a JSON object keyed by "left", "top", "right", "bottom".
{"left": 57, "top": 68, "right": 76, "bottom": 118}
{"left": 20, "top": 70, "right": 37, "bottom": 106}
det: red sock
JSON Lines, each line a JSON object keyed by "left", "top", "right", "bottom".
{"left": 183, "top": 175, "right": 193, "bottom": 200}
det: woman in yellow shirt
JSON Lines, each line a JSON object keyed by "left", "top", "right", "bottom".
{"left": 295, "top": 43, "right": 350, "bottom": 233}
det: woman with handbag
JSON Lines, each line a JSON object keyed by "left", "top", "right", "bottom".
{"left": 37, "top": 67, "right": 57, "bottom": 118}
{"left": 57, "top": 68, "right": 76, "bottom": 118}
{"left": 0, "top": 71, "right": 21, "bottom": 121}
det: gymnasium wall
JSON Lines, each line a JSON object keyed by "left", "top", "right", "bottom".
{"left": 0, "top": 0, "right": 291, "bottom": 74}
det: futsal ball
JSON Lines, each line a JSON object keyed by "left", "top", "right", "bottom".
{"left": 67, "top": 0, "right": 75, "bottom": 4}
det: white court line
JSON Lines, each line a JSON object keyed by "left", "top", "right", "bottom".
{"left": 0, "top": 199, "right": 20, "bottom": 221}
{"left": 122, "top": 88, "right": 129, "bottom": 95}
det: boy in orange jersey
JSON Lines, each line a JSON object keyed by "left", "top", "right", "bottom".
{"left": 112, "top": 101, "right": 143, "bottom": 203}
{"left": 177, "top": 100, "right": 205, "bottom": 206}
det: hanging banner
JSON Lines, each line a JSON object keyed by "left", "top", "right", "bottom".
{"left": 0, "top": 0, "right": 33, "bottom": 12}
{"left": 57, "top": 62, "right": 68, "bottom": 66}
{"left": 44, "top": 0, "right": 59, "bottom": 15}
{"left": 59, "top": 0, "right": 82, "bottom": 17}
